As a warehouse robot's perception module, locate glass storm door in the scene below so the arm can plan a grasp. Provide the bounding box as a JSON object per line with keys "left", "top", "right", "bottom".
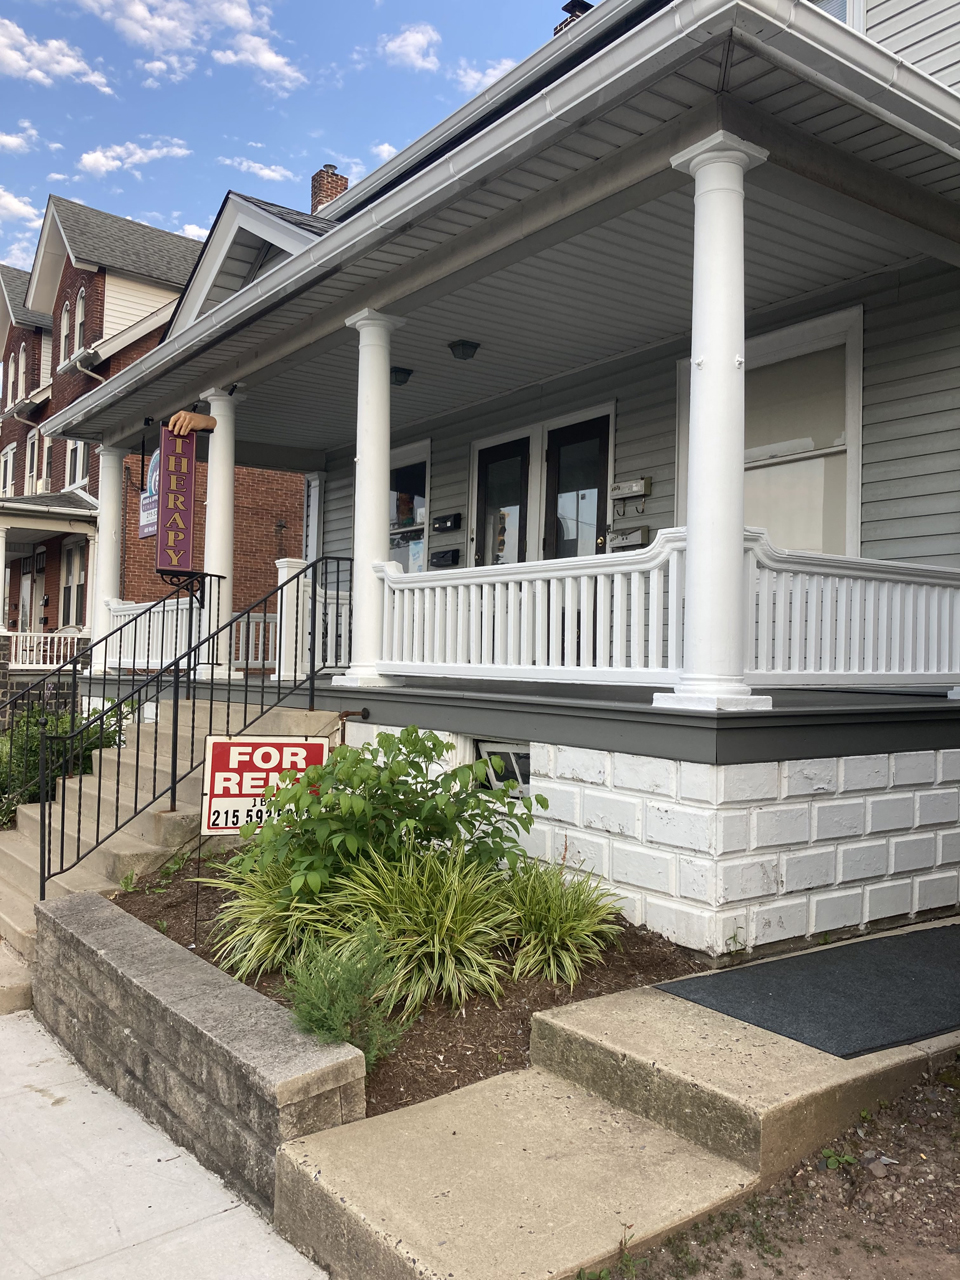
{"left": 544, "top": 416, "right": 609, "bottom": 558}
{"left": 389, "top": 459, "right": 427, "bottom": 572}
{"left": 475, "top": 438, "right": 529, "bottom": 566}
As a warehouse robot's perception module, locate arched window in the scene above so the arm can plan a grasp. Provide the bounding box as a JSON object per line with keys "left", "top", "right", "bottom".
{"left": 17, "top": 343, "right": 26, "bottom": 402}
{"left": 60, "top": 302, "right": 71, "bottom": 365}
{"left": 75, "top": 289, "right": 85, "bottom": 351}
{"left": 6, "top": 359, "right": 14, "bottom": 408}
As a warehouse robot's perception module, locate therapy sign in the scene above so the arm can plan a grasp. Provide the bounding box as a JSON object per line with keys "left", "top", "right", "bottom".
{"left": 201, "top": 735, "right": 328, "bottom": 835}
{"left": 156, "top": 427, "right": 196, "bottom": 572}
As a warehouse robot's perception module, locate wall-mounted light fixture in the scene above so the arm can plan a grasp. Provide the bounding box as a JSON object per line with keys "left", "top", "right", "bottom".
{"left": 448, "top": 340, "right": 480, "bottom": 361}
{"left": 390, "top": 367, "right": 413, "bottom": 386}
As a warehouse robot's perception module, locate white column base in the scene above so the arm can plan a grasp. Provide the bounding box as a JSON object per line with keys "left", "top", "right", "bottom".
{"left": 947, "top": 688, "right": 960, "bottom": 700}
{"left": 332, "top": 668, "right": 404, "bottom": 688}
{"left": 653, "top": 691, "right": 773, "bottom": 712}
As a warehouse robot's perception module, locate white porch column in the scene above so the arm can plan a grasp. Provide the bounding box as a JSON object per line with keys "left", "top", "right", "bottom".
{"left": 275, "top": 556, "right": 307, "bottom": 681}
{"left": 92, "top": 445, "right": 124, "bottom": 645}
{"left": 202, "top": 387, "right": 242, "bottom": 634}
{"left": 654, "top": 131, "right": 772, "bottom": 713}
{"left": 335, "top": 307, "right": 405, "bottom": 686}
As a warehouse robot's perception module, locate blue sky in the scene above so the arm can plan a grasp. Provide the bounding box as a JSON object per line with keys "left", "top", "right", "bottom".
{"left": 0, "top": 0, "right": 563, "bottom": 269}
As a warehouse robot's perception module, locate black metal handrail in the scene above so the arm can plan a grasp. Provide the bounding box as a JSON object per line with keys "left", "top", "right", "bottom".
{"left": 37, "top": 555, "right": 352, "bottom": 898}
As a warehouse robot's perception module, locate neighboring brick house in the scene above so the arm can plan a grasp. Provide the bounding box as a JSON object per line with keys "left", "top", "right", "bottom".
{"left": 0, "top": 195, "right": 309, "bottom": 657}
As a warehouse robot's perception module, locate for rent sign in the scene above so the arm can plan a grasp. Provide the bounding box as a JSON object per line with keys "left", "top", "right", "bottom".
{"left": 201, "top": 736, "right": 327, "bottom": 835}
{"left": 156, "top": 427, "right": 196, "bottom": 572}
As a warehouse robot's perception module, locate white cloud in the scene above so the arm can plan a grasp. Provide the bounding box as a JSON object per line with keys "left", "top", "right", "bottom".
{"left": 0, "top": 120, "right": 38, "bottom": 154}
{"left": 46, "top": 172, "right": 69, "bottom": 181}
{"left": 371, "top": 142, "right": 397, "bottom": 163}
{"left": 378, "top": 23, "right": 441, "bottom": 72}
{"left": 1, "top": 235, "right": 38, "bottom": 269}
{"left": 0, "top": 18, "right": 112, "bottom": 93}
{"left": 77, "top": 1, "right": 304, "bottom": 93}
{"left": 180, "top": 223, "right": 209, "bottom": 240}
{"left": 218, "top": 156, "right": 294, "bottom": 181}
{"left": 0, "top": 187, "right": 42, "bottom": 227}
{"left": 247, "top": 141, "right": 264, "bottom": 148}
{"left": 453, "top": 57, "right": 516, "bottom": 95}
{"left": 326, "top": 153, "right": 366, "bottom": 183}
{"left": 48, "top": 141, "right": 64, "bottom": 151}
{"left": 77, "top": 137, "right": 192, "bottom": 179}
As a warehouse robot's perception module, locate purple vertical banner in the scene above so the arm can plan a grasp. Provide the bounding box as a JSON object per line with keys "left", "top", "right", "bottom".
{"left": 156, "top": 427, "right": 196, "bottom": 573}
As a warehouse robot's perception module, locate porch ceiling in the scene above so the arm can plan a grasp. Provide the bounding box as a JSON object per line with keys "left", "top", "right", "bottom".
{"left": 42, "top": 11, "right": 960, "bottom": 450}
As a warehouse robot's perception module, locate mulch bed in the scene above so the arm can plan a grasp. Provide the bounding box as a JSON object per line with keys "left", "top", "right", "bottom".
{"left": 111, "top": 846, "right": 704, "bottom": 1115}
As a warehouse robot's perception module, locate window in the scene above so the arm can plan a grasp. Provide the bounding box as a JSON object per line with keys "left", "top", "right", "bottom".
{"left": 476, "top": 741, "right": 531, "bottom": 795}
{"left": 17, "top": 343, "right": 26, "bottom": 402}
{"left": 24, "top": 431, "right": 38, "bottom": 496}
{"left": 61, "top": 540, "right": 87, "bottom": 628}
{"left": 75, "top": 289, "right": 85, "bottom": 351}
{"left": 389, "top": 442, "right": 429, "bottom": 573}
{"left": 60, "top": 302, "right": 71, "bottom": 366}
{"left": 0, "top": 444, "right": 16, "bottom": 497}
{"left": 5, "top": 359, "right": 14, "bottom": 409}
{"left": 66, "top": 440, "right": 90, "bottom": 489}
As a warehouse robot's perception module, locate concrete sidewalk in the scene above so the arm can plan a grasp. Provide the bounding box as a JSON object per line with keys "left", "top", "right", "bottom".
{"left": 0, "top": 1011, "right": 326, "bottom": 1279}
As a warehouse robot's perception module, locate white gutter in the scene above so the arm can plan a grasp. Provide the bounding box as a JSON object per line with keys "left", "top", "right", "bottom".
{"left": 88, "top": 300, "right": 177, "bottom": 364}
{"left": 39, "top": 0, "right": 960, "bottom": 442}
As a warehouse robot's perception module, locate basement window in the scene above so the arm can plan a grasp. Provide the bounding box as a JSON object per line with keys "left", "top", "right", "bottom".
{"left": 476, "top": 740, "right": 531, "bottom": 795}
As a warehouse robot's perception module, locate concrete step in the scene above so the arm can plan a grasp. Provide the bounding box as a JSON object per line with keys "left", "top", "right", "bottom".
{"left": 0, "top": 825, "right": 156, "bottom": 895}
{"left": 0, "top": 941, "right": 31, "bottom": 1013}
{"left": 90, "top": 747, "right": 205, "bottom": 807}
{"left": 21, "top": 781, "right": 201, "bottom": 851}
{"left": 0, "top": 878, "right": 38, "bottom": 962}
{"left": 275, "top": 1067, "right": 758, "bottom": 1280}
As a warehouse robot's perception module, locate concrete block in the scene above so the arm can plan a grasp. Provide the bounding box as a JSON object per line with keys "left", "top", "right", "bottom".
{"left": 611, "top": 889, "right": 644, "bottom": 926}
{"left": 717, "top": 857, "right": 778, "bottom": 904}
{"left": 717, "top": 909, "right": 748, "bottom": 955}
{"left": 749, "top": 898, "right": 808, "bottom": 947}
{"left": 613, "top": 753, "right": 677, "bottom": 798}
{"left": 529, "top": 742, "right": 555, "bottom": 778}
{"left": 839, "top": 755, "right": 888, "bottom": 793}
{"left": 891, "top": 833, "right": 936, "bottom": 874}
{"left": 938, "top": 749, "right": 960, "bottom": 783}
{"left": 916, "top": 787, "right": 960, "bottom": 827}
{"left": 535, "top": 781, "right": 580, "bottom": 826}
{"left": 717, "top": 762, "right": 779, "bottom": 804}
{"left": 611, "top": 843, "right": 673, "bottom": 894}
{"left": 645, "top": 801, "right": 715, "bottom": 854}
{"left": 837, "top": 840, "right": 889, "bottom": 883}
{"left": 782, "top": 758, "right": 837, "bottom": 798}
{"left": 865, "top": 880, "right": 912, "bottom": 923}
{"left": 938, "top": 829, "right": 960, "bottom": 866}
{"left": 914, "top": 870, "right": 960, "bottom": 912}
{"left": 643, "top": 896, "right": 716, "bottom": 953}
{"left": 717, "top": 810, "right": 749, "bottom": 853}
{"left": 678, "top": 761, "right": 716, "bottom": 804}
{"left": 582, "top": 790, "right": 641, "bottom": 838}
{"left": 781, "top": 847, "right": 835, "bottom": 893}
{"left": 866, "top": 793, "right": 915, "bottom": 834}
{"left": 520, "top": 820, "right": 550, "bottom": 863}
{"left": 555, "top": 830, "right": 608, "bottom": 878}
{"left": 810, "top": 888, "right": 862, "bottom": 933}
{"left": 813, "top": 799, "right": 863, "bottom": 841}
{"left": 892, "top": 752, "right": 936, "bottom": 787}
{"left": 752, "top": 804, "right": 810, "bottom": 849}
{"left": 678, "top": 857, "right": 715, "bottom": 904}
{"left": 556, "top": 745, "right": 608, "bottom": 786}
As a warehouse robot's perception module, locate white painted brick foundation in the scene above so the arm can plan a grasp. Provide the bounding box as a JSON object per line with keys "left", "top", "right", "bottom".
{"left": 529, "top": 748, "right": 960, "bottom": 956}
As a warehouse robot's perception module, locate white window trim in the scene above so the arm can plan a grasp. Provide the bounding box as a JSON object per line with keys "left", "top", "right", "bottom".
{"left": 675, "top": 306, "right": 863, "bottom": 557}
{"left": 17, "top": 343, "right": 26, "bottom": 403}
{"left": 467, "top": 401, "right": 617, "bottom": 566}
{"left": 390, "top": 439, "right": 431, "bottom": 571}
{"left": 59, "top": 301, "right": 71, "bottom": 369}
{"left": 60, "top": 535, "right": 87, "bottom": 630}
{"left": 75, "top": 288, "right": 86, "bottom": 352}
{"left": 64, "top": 439, "right": 90, "bottom": 492}
{"left": 0, "top": 443, "right": 16, "bottom": 498}
{"left": 24, "top": 429, "right": 38, "bottom": 496}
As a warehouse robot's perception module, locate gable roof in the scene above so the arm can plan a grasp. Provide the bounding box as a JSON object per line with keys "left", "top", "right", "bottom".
{"left": 0, "top": 264, "right": 52, "bottom": 332}
{"left": 50, "top": 196, "right": 202, "bottom": 287}
{"left": 230, "top": 193, "right": 338, "bottom": 238}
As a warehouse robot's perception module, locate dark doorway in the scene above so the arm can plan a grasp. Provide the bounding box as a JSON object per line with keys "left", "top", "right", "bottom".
{"left": 544, "top": 416, "right": 609, "bottom": 559}
{"left": 475, "top": 437, "right": 529, "bottom": 566}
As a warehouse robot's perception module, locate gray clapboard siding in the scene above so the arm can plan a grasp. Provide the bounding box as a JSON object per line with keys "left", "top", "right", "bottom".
{"left": 867, "top": 0, "right": 960, "bottom": 89}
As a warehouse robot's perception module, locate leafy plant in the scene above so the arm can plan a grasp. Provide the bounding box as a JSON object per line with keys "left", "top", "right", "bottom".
{"left": 118, "top": 871, "right": 137, "bottom": 893}
{"left": 505, "top": 859, "right": 622, "bottom": 987}
{"left": 324, "top": 845, "right": 516, "bottom": 1011}
{"left": 236, "top": 726, "right": 547, "bottom": 899}
{"left": 0, "top": 703, "right": 126, "bottom": 804}
{"left": 821, "top": 1147, "right": 857, "bottom": 1170}
{"left": 285, "top": 921, "right": 411, "bottom": 1068}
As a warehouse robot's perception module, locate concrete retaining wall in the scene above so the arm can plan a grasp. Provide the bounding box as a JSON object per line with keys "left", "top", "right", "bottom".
{"left": 33, "top": 893, "right": 365, "bottom": 1216}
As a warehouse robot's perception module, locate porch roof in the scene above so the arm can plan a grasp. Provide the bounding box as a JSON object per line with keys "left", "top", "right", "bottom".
{"left": 39, "top": 0, "right": 960, "bottom": 455}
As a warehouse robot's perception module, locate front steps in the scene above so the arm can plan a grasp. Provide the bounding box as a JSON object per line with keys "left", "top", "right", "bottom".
{"left": 0, "top": 699, "right": 338, "bottom": 961}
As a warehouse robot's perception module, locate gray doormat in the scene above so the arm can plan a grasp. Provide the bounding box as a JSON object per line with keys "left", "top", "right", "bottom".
{"left": 656, "top": 924, "right": 960, "bottom": 1058}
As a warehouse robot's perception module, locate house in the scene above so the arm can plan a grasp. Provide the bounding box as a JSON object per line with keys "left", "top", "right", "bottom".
{"left": 29, "top": 0, "right": 960, "bottom": 957}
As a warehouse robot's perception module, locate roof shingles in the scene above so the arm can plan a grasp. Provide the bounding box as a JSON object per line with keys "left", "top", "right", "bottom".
{"left": 51, "top": 196, "right": 202, "bottom": 288}
{"left": 0, "top": 264, "right": 52, "bottom": 331}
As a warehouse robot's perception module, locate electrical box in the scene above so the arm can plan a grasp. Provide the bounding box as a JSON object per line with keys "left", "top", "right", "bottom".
{"left": 429, "top": 549, "right": 461, "bottom": 568}
{"left": 610, "top": 477, "right": 652, "bottom": 499}
{"left": 431, "top": 512, "right": 462, "bottom": 533}
{"left": 608, "top": 526, "right": 650, "bottom": 551}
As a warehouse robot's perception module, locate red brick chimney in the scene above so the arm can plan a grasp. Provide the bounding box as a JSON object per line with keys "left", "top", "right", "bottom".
{"left": 311, "top": 163, "right": 349, "bottom": 214}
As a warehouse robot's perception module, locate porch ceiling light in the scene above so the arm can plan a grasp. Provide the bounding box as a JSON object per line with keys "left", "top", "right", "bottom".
{"left": 390, "top": 366, "right": 413, "bottom": 386}
{"left": 448, "top": 339, "right": 480, "bottom": 361}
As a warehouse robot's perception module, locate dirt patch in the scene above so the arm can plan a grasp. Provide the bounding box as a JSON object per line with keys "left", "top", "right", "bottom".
{"left": 111, "top": 847, "right": 703, "bottom": 1113}
{"left": 599, "top": 1072, "right": 960, "bottom": 1280}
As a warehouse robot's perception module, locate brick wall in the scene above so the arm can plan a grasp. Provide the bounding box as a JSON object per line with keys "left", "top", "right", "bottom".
{"left": 1, "top": 324, "right": 43, "bottom": 400}
{"left": 49, "top": 265, "right": 104, "bottom": 416}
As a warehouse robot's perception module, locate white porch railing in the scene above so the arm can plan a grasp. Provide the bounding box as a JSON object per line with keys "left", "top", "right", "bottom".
{"left": 9, "top": 631, "right": 86, "bottom": 668}
{"left": 105, "top": 597, "right": 204, "bottom": 670}
{"left": 376, "top": 528, "right": 960, "bottom": 687}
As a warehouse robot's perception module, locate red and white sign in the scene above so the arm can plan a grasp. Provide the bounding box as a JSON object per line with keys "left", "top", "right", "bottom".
{"left": 201, "top": 736, "right": 327, "bottom": 835}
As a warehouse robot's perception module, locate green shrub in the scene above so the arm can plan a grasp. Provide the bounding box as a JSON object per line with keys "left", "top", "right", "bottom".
{"left": 236, "top": 726, "right": 547, "bottom": 899}
{"left": 0, "top": 703, "right": 125, "bottom": 804}
{"left": 285, "top": 922, "right": 410, "bottom": 1068}
{"left": 505, "top": 859, "right": 623, "bottom": 987}
{"left": 325, "top": 845, "right": 516, "bottom": 1011}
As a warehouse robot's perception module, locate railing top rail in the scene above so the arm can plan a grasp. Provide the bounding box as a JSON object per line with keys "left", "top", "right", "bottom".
{"left": 375, "top": 528, "right": 687, "bottom": 587}
{"left": 745, "top": 529, "right": 960, "bottom": 587}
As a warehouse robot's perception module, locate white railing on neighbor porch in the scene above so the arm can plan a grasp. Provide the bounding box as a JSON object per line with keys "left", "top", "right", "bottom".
{"left": 376, "top": 528, "right": 960, "bottom": 687}
{"left": 9, "top": 631, "right": 86, "bottom": 668}
{"left": 105, "top": 597, "right": 204, "bottom": 670}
